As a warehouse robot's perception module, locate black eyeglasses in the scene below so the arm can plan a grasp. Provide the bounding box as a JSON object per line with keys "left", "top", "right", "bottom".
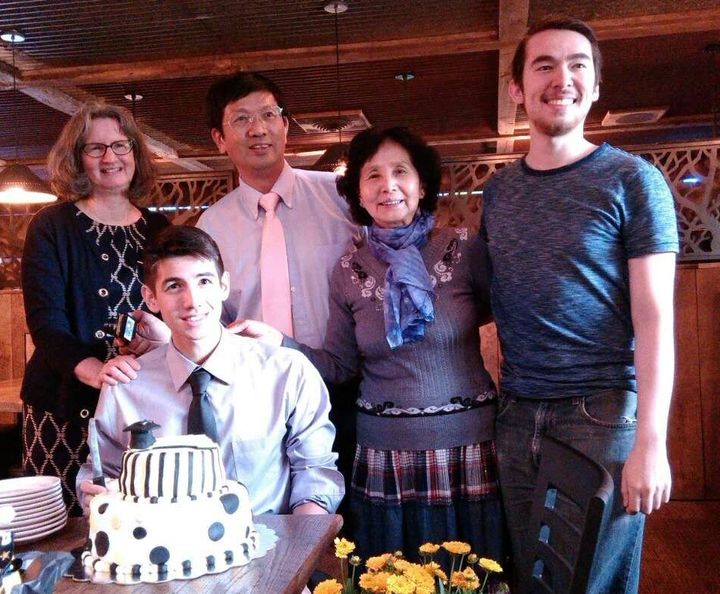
{"left": 81, "top": 139, "right": 135, "bottom": 158}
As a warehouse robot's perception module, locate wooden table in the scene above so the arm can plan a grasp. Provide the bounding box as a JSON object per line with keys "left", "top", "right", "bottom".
{"left": 0, "top": 378, "right": 22, "bottom": 414}
{"left": 19, "top": 514, "right": 342, "bottom": 594}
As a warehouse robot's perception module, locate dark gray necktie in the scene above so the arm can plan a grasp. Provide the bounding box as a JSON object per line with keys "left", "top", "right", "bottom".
{"left": 187, "top": 367, "right": 219, "bottom": 444}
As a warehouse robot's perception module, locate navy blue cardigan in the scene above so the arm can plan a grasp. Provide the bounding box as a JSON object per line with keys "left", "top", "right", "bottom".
{"left": 20, "top": 202, "right": 169, "bottom": 420}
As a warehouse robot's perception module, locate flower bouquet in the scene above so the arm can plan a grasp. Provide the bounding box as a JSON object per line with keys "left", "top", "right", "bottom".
{"left": 313, "top": 538, "right": 508, "bottom": 594}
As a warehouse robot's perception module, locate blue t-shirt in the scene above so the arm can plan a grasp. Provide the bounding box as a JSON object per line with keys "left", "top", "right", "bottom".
{"left": 481, "top": 143, "right": 679, "bottom": 397}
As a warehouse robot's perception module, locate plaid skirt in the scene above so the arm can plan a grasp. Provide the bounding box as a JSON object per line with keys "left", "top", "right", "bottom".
{"left": 349, "top": 440, "right": 508, "bottom": 564}
{"left": 22, "top": 403, "right": 88, "bottom": 517}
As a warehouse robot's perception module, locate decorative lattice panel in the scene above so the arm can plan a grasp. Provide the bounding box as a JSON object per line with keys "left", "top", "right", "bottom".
{"left": 638, "top": 144, "right": 720, "bottom": 260}
{"left": 3, "top": 141, "right": 720, "bottom": 288}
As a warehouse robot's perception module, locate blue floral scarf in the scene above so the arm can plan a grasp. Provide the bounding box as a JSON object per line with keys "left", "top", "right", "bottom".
{"left": 367, "top": 212, "right": 436, "bottom": 349}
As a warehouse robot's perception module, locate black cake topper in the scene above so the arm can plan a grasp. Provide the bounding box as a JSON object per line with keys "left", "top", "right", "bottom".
{"left": 123, "top": 420, "right": 161, "bottom": 449}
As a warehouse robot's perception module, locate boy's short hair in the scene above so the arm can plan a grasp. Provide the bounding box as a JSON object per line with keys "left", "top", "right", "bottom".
{"left": 143, "top": 225, "right": 225, "bottom": 289}
{"left": 511, "top": 15, "right": 603, "bottom": 88}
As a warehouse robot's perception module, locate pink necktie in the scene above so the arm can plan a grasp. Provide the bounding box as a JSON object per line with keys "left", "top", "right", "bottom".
{"left": 259, "top": 192, "right": 293, "bottom": 337}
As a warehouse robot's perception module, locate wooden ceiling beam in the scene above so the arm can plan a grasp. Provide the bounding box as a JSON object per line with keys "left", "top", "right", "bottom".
{"left": 23, "top": 32, "right": 498, "bottom": 85}
{"left": 17, "top": 8, "right": 720, "bottom": 88}
{"left": 591, "top": 9, "right": 720, "bottom": 40}
{"left": 496, "top": 0, "right": 530, "bottom": 149}
{"left": 0, "top": 53, "right": 210, "bottom": 171}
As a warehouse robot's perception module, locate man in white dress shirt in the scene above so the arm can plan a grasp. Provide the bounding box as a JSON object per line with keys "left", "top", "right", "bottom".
{"left": 77, "top": 225, "right": 344, "bottom": 517}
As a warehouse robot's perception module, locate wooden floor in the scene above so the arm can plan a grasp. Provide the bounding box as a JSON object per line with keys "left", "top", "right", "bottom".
{"left": 640, "top": 500, "right": 720, "bottom": 593}
{"left": 316, "top": 500, "right": 720, "bottom": 592}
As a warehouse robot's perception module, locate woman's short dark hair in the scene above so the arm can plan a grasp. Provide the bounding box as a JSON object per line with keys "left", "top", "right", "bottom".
{"left": 511, "top": 16, "right": 603, "bottom": 88}
{"left": 143, "top": 225, "right": 225, "bottom": 290}
{"left": 205, "top": 72, "right": 288, "bottom": 132}
{"left": 47, "top": 101, "right": 156, "bottom": 204}
{"left": 337, "top": 127, "right": 441, "bottom": 227}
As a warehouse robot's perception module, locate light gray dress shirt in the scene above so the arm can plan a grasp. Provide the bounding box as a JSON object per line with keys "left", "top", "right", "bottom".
{"left": 77, "top": 330, "right": 344, "bottom": 514}
{"left": 197, "top": 162, "right": 359, "bottom": 348}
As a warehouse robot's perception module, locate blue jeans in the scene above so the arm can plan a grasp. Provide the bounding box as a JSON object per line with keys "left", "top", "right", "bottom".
{"left": 496, "top": 389, "right": 645, "bottom": 594}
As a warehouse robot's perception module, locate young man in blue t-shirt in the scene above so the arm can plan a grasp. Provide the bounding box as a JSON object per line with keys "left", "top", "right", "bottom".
{"left": 481, "top": 16, "right": 678, "bottom": 594}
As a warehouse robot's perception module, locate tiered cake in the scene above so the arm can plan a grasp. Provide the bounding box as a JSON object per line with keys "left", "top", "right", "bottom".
{"left": 82, "top": 433, "right": 258, "bottom": 582}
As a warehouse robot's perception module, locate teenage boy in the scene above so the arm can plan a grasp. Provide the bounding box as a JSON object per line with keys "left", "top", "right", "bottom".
{"left": 480, "top": 16, "right": 678, "bottom": 593}
{"left": 78, "top": 225, "right": 344, "bottom": 517}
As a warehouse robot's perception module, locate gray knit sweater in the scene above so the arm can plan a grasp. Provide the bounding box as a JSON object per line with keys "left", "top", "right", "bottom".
{"left": 286, "top": 227, "right": 496, "bottom": 451}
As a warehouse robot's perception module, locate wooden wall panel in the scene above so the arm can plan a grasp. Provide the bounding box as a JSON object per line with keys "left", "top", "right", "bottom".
{"left": 696, "top": 264, "right": 720, "bottom": 498}
{"left": 669, "top": 268, "right": 704, "bottom": 499}
{"left": 480, "top": 322, "right": 500, "bottom": 389}
{"left": 0, "top": 292, "right": 13, "bottom": 380}
{"left": 11, "top": 291, "right": 28, "bottom": 378}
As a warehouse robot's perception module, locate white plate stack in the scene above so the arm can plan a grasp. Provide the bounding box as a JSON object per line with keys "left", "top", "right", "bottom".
{"left": 0, "top": 476, "right": 67, "bottom": 544}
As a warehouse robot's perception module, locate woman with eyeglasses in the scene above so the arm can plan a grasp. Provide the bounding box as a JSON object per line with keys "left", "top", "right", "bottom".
{"left": 20, "top": 102, "right": 169, "bottom": 515}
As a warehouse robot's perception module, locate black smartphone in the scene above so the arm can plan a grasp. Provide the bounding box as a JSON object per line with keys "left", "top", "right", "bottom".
{"left": 115, "top": 313, "right": 137, "bottom": 344}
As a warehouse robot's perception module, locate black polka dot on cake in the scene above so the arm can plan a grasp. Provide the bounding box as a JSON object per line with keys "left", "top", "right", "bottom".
{"left": 133, "top": 527, "right": 147, "bottom": 539}
{"left": 208, "top": 522, "right": 225, "bottom": 542}
{"left": 98, "top": 503, "right": 109, "bottom": 514}
{"left": 132, "top": 564, "right": 141, "bottom": 578}
{"left": 225, "top": 550, "right": 233, "bottom": 564}
{"left": 109, "top": 563, "right": 118, "bottom": 577}
{"left": 157, "top": 563, "right": 168, "bottom": 577}
{"left": 95, "top": 531, "right": 110, "bottom": 556}
{"left": 149, "top": 546, "right": 170, "bottom": 565}
{"left": 182, "top": 560, "right": 192, "bottom": 576}
{"left": 206, "top": 555, "right": 215, "bottom": 569}
{"left": 220, "top": 493, "right": 239, "bottom": 514}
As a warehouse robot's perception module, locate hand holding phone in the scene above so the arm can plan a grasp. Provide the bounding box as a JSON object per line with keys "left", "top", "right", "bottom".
{"left": 115, "top": 313, "right": 137, "bottom": 345}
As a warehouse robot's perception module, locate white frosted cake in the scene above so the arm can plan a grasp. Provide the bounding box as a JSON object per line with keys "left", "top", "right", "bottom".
{"left": 82, "top": 434, "right": 259, "bottom": 582}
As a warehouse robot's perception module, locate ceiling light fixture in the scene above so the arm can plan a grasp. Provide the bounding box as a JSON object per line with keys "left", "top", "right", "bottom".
{"left": 394, "top": 71, "right": 415, "bottom": 82}
{"left": 0, "top": 29, "right": 56, "bottom": 204}
{"left": 313, "top": 2, "right": 349, "bottom": 175}
{"left": 123, "top": 91, "right": 144, "bottom": 103}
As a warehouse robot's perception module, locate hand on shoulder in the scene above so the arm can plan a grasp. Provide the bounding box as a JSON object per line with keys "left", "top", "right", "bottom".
{"left": 228, "top": 319, "right": 284, "bottom": 346}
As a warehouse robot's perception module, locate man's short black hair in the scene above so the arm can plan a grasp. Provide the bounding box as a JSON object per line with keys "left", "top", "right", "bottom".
{"left": 205, "top": 72, "right": 288, "bottom": 132}
{"left": 143, "top": 225, "right": 225, "bottom": 290}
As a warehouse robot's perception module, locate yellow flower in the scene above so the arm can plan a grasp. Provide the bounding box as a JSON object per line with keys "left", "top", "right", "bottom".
{"left": 478, "top": 557, "right": 503, "bottom": 573}
{"left": 313, "top": 578, "right": 343, "bottom": 594}
{"left": 422, "top": 561, "right": 447, "bottom": 582}
{"left": 386, "top": 574, "right": 417, "bottom": 594}
{"left": 418, "top": 542, "right": 440, "bottom": 555}
{"left": 366, "top": 553, "right": 393, "bottom": 571}
{"left": 359, "top": 571, "right": 392, "bottom": 592}
{"left": 441, "top": 541, "right": 472, "bottom": 555}
{"left": 393, "top": 559, "right": 412, "bottom": 572}
{"left": 461, "top": 567, "right": 480, "bottom": 590}
{"left": 334, "top": 537, "right": 356, "bottom": 559}
{"left": 403, "top": 564, "right": 435, "bottom": 590}
{"left": 450, "top": 571, "right": 468, "bottom": 588}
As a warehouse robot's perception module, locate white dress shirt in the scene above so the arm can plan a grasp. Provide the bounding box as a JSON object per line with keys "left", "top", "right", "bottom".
{"left": 77, "top": 330, "right": 344, "bottom": 514}
{"left": 197, "top": 162, "right": 359, "bottom": 348}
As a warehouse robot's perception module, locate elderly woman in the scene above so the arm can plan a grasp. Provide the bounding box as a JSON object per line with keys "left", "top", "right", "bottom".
{"left": 242, "top": 126, "right": 505, "bottom": 561}
{"left": 20, "top": 102, "right": 169, "bottom": 515}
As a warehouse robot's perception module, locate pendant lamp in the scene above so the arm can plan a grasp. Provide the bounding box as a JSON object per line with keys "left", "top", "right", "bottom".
{"left": 313, "top": 2, "right": 349, "bottom": 175}
{"left": 0, "top": 29, "right": 57, "bottom": 204}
